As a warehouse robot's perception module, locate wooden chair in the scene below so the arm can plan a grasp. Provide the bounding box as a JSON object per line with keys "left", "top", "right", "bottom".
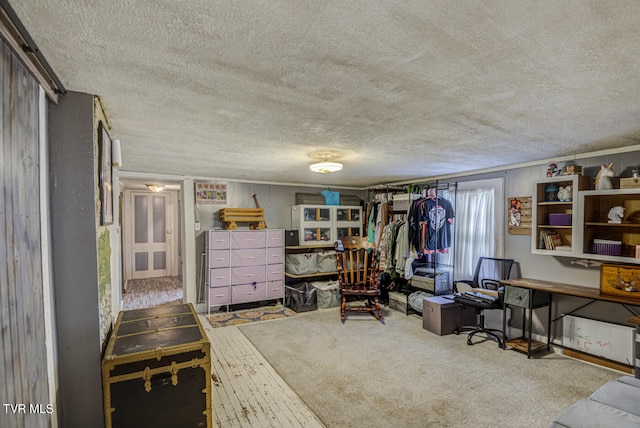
{"left": 334, "top": 236, "right": 383, "bottom": 322}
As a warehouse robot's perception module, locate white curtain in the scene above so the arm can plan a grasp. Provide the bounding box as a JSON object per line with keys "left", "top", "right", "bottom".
{"left": 448, "top": 187, "right": 496, "bottom": 280}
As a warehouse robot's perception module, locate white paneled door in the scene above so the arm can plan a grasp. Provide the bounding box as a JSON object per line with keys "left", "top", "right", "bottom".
{"left": 129, "top": 191, "right": 175, "bottom": 279}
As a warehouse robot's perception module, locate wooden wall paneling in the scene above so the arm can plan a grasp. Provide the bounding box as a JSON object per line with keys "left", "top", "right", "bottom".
{"left": 0, "top": 40, "right": 49, "bottom": 428}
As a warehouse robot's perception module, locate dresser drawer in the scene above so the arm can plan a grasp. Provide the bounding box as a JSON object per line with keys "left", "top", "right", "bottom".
{"left": 267, "top": 229, "right": 284, "bottom": 247}
{"left": 231, "top": 231, "right": 266, "bottom": 249}
{"left": 209, "top": 250, "right": 230, "bottom": 268}
{"left": 209, "top": 287, "right": 230, "bottom": 305}
{"left": 266, "top": 280, "right": 284, "bottom": 299}
{"left": 231, "top": 248, "right": 266, "bottom": 267}
{"left": 231, "top": 265, "right": 266, "bottom": 285}
{"left": 208, "top": 230, "right": 230, "bottom": 249}
{"left": 231, "top": 282, "right": 267, "bottom": 304}
{"left": 209, "top": 268, "right": 230, "bottom": 287}
{"left": 504, "top": 286, "right": 549, "bottom": 308}
{"left": 504, "top": 286, "right": 530, "bottom": 307}
{"left": 267, "top": 247, "right": 284, "bottom": 265}
{"left": 266, "top": 263, "right": 284, "bottom": 281}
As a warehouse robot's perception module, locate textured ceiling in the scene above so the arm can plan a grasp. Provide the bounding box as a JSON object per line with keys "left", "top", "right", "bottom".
{"left": 11, "top": 1, "right": 640, "bottom": 187}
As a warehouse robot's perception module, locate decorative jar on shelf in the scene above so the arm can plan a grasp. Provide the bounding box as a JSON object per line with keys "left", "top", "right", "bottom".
{"left": 544, "top": 185, "right": 558, "bottom": 201}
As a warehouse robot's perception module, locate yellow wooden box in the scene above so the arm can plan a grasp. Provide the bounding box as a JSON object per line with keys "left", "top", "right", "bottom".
{"left": 620, "top": 177, "right": 640, "bottom": 189}
{"left": 600, "top": 263, "right": 640, "bottom": 301}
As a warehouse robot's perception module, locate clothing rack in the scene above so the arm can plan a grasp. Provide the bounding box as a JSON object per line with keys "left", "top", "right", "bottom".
{"left": 407, "top": 180, "right": 458, "bottom": 296}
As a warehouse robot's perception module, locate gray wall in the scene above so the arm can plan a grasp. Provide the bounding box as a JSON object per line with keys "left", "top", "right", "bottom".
{"left": 194, "top": 183, "right": 364, "bottom": 300}
{"left": 49, "top": 92, "right": 104, "bottom": 427}
{"left": 503, "top": 153, "right": 640, "bottom": 339}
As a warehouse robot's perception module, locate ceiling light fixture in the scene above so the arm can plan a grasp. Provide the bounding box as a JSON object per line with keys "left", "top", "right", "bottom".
{"left": 146, "top": 184, "right": 165, "bottom": 193}
{"left": 310, "top": 153, "right": 343, "bottom": 174}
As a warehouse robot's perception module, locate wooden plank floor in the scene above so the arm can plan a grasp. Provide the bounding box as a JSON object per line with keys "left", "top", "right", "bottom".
{"left": 200, "top": 315, "right": 325, "bottom": 428}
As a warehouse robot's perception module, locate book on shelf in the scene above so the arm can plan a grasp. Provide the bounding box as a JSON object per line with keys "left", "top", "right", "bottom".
{"left": 539, "top": 229, "right": 563, "bottom": 250}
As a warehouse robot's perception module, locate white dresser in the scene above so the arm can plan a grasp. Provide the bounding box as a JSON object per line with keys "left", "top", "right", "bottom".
{"left": 207, "top": 229, "right": 285, "bottom": 313}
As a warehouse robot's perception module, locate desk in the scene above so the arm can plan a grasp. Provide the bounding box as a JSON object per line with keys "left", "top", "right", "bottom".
{"left": 500, "top": 278, "right": 640, "bottom": 359}
{"left": 628, "top": 315, "right": 640, "bottom": 378}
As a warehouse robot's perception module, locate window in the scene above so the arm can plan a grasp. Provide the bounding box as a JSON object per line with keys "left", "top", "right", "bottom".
{"left": 444, "top": 178, "right": 504, "bottom": 279}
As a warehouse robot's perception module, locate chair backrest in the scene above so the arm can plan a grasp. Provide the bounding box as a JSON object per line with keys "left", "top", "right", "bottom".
{"left": 334, "top": 237, "right": 379, "bottom": 289}
{"left": 471, "top": 257, "right": 515, "bottom": 290}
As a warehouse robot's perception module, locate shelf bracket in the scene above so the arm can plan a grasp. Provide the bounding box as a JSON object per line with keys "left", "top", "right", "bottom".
{"left": 570, "top": 259, "right": 602, "bottom": 268}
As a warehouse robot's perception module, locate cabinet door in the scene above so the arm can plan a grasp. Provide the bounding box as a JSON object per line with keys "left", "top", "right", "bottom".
{"left": 301, "top": 227, "right": 333, "bottom": 244}
{"left": 336, "top": 227, "right": 362, "bottom": 239}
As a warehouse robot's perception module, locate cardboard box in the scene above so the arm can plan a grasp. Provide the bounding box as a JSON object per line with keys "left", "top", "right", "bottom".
{"left": 600, "top": 264, "right": 640, "bottom": 301}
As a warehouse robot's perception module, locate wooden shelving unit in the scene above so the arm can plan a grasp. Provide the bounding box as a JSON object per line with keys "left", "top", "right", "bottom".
{"left": 284, "top": 243, "right": 338, "bottom": 281}
{"left": 531, "top": 175, "right": 592, "bottom": 257}
{"left": 284, "top": 271, "right": 338, "bottom": 279}
{"left": 579, "top": 188, "right": 640, "bottom": 263}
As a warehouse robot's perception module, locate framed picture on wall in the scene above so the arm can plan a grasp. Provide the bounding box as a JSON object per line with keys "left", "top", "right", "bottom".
{"left": 98, "top": 121, "right": 113, "bottom": 225}
{"left": 195, "top": 183, "right": 227, "bottom": 204}
{"left": 507, "top": 196, "right": 531, "bottom": 235}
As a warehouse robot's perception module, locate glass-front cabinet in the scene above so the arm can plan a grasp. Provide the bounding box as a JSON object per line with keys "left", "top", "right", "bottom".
{"left": 335, "top": 206, "right": 362, "bottom": 239}
{"left": 291, "top": 205, "right": 333, "bottom": 245}
{"left": 291, "top": 205, "right": 362, "bottom": 245}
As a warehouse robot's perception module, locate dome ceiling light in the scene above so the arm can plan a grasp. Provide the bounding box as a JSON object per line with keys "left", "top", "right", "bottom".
{"left": 310, "top": 153, "right": 343, "bottom": 174}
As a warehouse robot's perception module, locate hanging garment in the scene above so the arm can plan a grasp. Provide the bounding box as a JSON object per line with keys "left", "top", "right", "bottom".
{"left": 422, "top": 196, "right": 455, "bottom": 253}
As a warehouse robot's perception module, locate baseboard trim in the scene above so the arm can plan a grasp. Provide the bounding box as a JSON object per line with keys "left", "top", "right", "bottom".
{"left": 562, "top": 348, "right": 633, "bottom": 374}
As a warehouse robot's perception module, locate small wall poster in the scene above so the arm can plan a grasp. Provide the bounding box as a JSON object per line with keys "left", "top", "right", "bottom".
{"left": 196, "top": 183, "right": 227, "bottom": 204}
{"left": 508, "top": 196, "right": 532, "bottom": 235}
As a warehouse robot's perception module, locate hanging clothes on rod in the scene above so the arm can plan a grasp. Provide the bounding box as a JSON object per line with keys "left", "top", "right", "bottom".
{"left": 408, "top": 189, "right": 455, "bottom": 254}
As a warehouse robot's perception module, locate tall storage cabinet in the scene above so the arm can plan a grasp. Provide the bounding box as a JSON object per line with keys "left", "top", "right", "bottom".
{"left": 291, "top": 205, "right": 362, "bottom": 245}
{"left": 206, "top": 229, "right": 285, "bottom": 313}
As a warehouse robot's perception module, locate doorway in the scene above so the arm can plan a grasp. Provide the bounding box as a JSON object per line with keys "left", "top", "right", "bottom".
{"left": 122, "top": 185, "right": 182, "bottom": 309}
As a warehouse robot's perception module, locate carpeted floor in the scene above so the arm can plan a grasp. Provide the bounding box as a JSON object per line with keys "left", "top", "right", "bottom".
{"left": 122, "top": 276, "right": 183, "bottom": 310}
{"left": 239, "top": 307, "right": 623, "bottom": 428}
{"left": 207, "top": 305, "right": 297, "bottom": 328}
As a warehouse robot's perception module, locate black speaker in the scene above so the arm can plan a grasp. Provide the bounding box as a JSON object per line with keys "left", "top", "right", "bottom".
{"left": 285, "top": 229, "right": 299, "bottom": 246}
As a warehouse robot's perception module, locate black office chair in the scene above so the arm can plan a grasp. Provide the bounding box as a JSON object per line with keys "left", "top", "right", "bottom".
{"left": 453, "top": 257, "right": 515, "bottom": 348}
